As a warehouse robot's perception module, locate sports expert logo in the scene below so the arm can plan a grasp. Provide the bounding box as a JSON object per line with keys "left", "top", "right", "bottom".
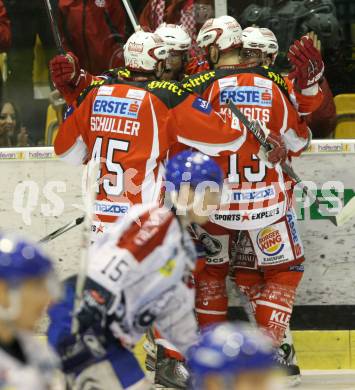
{"left": 257, "top": 226, "right": 284, "bottom": 256}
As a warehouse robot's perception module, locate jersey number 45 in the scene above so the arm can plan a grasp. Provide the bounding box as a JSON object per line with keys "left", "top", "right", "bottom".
{"left": 92, "top": 137, "right": 130, "bottom": 196}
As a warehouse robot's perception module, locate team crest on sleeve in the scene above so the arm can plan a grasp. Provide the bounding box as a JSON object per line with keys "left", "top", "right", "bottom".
{"left": 64, "top": 105, "right": 74, "bottom": 120}
{"left": 192, "top": 97, "right": 212, "bottom": 114}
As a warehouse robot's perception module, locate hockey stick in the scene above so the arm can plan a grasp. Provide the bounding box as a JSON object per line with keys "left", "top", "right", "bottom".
{"left": 43, "top": 0, "right": 65, "bottom": 54}
{"left": 335, "top": 196, "right": 355, "bottom": 227}
{"left": 39, "top": 216, "right": 85, "bottom": 243}
{"left": 121, "top": 0, "right": 140, "bottom": 32}
{"left": 227, "top": 101, "right": 338, "bottom": 226}
{"left": 214, "top": 0, "right": 228, "bottom": 17}
{"left": 72, "top": 160, "right": 100, "bottom": 333}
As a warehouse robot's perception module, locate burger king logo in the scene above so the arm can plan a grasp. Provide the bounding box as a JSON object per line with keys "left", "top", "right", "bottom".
{"left": 257, "top": 226, "right": 284, "bottom": 256}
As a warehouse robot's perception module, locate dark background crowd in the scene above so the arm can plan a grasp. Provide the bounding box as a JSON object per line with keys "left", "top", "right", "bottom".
{"left": 0, "top": 0, "right": 354, "bottom": 148}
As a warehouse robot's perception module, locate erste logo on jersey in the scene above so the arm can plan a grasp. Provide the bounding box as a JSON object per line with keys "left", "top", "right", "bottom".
{"left": 220, "top": 86, "right": 273, "bottom": 107}
{"left": 256, "top": 226, "right": 285, "bottom": 257}
{"left": 93, "top": 96, "right": 142, "bottom": 119}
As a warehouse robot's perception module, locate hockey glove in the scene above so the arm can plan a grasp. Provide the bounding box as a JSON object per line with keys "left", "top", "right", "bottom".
{"left": 75, "top": 278, "right": 114, "bottom": 335}
{"left": 288, "top": 36, "right": 324, "bottom": 89}
{"left": 57, "top": 329, "right": 107, "bottom": 374}
{"left": 50, "top": 52, "right": 80, "bottom": 92}
{"left": 266, "top": 132, "right": 287, "bottom": 165}
{"left": 254, "top": 120, "right": 287, "bottom": 166}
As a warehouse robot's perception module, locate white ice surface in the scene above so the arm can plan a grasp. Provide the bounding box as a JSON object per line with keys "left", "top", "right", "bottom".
{"left": 299, "top": 370, "right": 355, "bottom": 390}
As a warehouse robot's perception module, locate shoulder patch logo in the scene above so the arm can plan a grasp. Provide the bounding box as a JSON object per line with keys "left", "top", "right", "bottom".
{"left": 97, "top": 86, "right": 114, "bottom": 96}
{"left": 254, "top": 76, "right": 272, "bottom": 89}
{"left": 126, "top": 89, "right": 146, "bottom": 100}
{"left": 218, "top": 77, "right": 238, "bottom": 89}
{"left": 192, "top": 97, "right": 212, "bottom": 114}
{"left": 64, "top": 105, "right": 74, "bottom": 120}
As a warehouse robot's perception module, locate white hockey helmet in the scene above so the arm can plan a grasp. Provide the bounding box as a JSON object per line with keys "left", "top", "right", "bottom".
{"left": 260, "top": 28, "right": 279, "bottom": 64}
{"left": 197, "top": 15, "right": 242, "bottom": 53}
{"left": 242, "top": 27, "right": 268, "bottom": 53}
{"left": 155, "top": 23, "right": 192, "bottom": 53}
{"left": 124, "top": 31, "right": 169, "bottom": 73}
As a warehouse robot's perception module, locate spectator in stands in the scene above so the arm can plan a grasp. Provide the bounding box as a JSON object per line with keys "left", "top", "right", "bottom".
{"left": 0, "top": 101, "right": 22, "bottom": 147}
{"left": 139, "top": 0, "right": 214, "bottom": 40}
{"left": 57, "top": 0, "right": 127, "bottom": 75}
{"left": 3, "top": 0, "right": 55, "bottom": 145}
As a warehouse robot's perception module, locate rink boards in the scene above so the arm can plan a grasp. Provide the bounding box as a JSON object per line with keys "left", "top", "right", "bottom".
{"left": 1, "top": 140, "right": 355, "bottom": 369}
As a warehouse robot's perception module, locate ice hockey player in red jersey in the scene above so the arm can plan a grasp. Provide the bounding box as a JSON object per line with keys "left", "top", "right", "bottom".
{"left": 242, "top": 27, "right": 336, "bottom": 137}
{"left": 236, "top": 25, "right": 328, "bottom": 381}
{"left": 51, "top": 151, "right": 225, "bottom": 389}
{"left": 53, "top": 30, "right": 258, "bottom": 241}
{"left": 241, "top": 26, "right": 324, "bottom": 116}
{"left": 154, "top": 23, "right": 192, "bottom": 81}
{"left": 180, "top": 15, "right": 311, "bottom": 384}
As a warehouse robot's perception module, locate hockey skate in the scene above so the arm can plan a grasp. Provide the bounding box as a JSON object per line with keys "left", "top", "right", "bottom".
{"left": 144, "top": 331, "right": 189, "bottom": 389}
{"left": 154, "top": 355, "right": 190, "bottom": 389}
{"left": 144, "top": 328, "right": 158, "bottom": 372}
{"left": 279, "top": 325, "right": 302, "bottom": 387}
{"left": 143, "top": 340, "right": 190, "bottom": 389}
{"left": 275, "top": 347, "right": 302, "bottom": 387}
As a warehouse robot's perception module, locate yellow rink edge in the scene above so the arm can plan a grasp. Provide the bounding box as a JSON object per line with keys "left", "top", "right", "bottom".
{"left": 293, "top": 330, "right": 355, "bottom": 370}
{"left": 38, "top": 331, "right": 355, "bottom": 371}
{"left": 134, "top": 331, "right": 355, "bottom": 371}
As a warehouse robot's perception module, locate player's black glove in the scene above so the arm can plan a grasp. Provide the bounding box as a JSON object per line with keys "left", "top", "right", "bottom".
{"left": 75, "top": 278, "right": 114, "bottom": 334}
{"left": 57, "top": 329, "right": 107, "bottom": 374}
{"left": 77, "top": 291, "right": 107, "bottom": 333}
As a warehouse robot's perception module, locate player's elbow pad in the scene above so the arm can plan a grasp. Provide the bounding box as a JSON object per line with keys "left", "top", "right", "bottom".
{"left": 54, "top": 135, "right": 88, "bottom": 166}
{"left": 283, "top": 128, "right": 311, "bottom": 156}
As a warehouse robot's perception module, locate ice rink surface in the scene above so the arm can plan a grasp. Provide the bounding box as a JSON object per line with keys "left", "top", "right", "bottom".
{"left": 299, "top": 371, "right": 355, "bottom": 390}
{"left": 155, "top": 371, "right": 355, "bottom": 390}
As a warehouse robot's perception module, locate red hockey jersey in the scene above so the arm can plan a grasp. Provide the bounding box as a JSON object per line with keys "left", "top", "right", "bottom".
{"left": 54, "top": 78, "right": 249, "bottom": 225}
{"left": 181, "top": 67, "right": 310, "bottom": 230}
